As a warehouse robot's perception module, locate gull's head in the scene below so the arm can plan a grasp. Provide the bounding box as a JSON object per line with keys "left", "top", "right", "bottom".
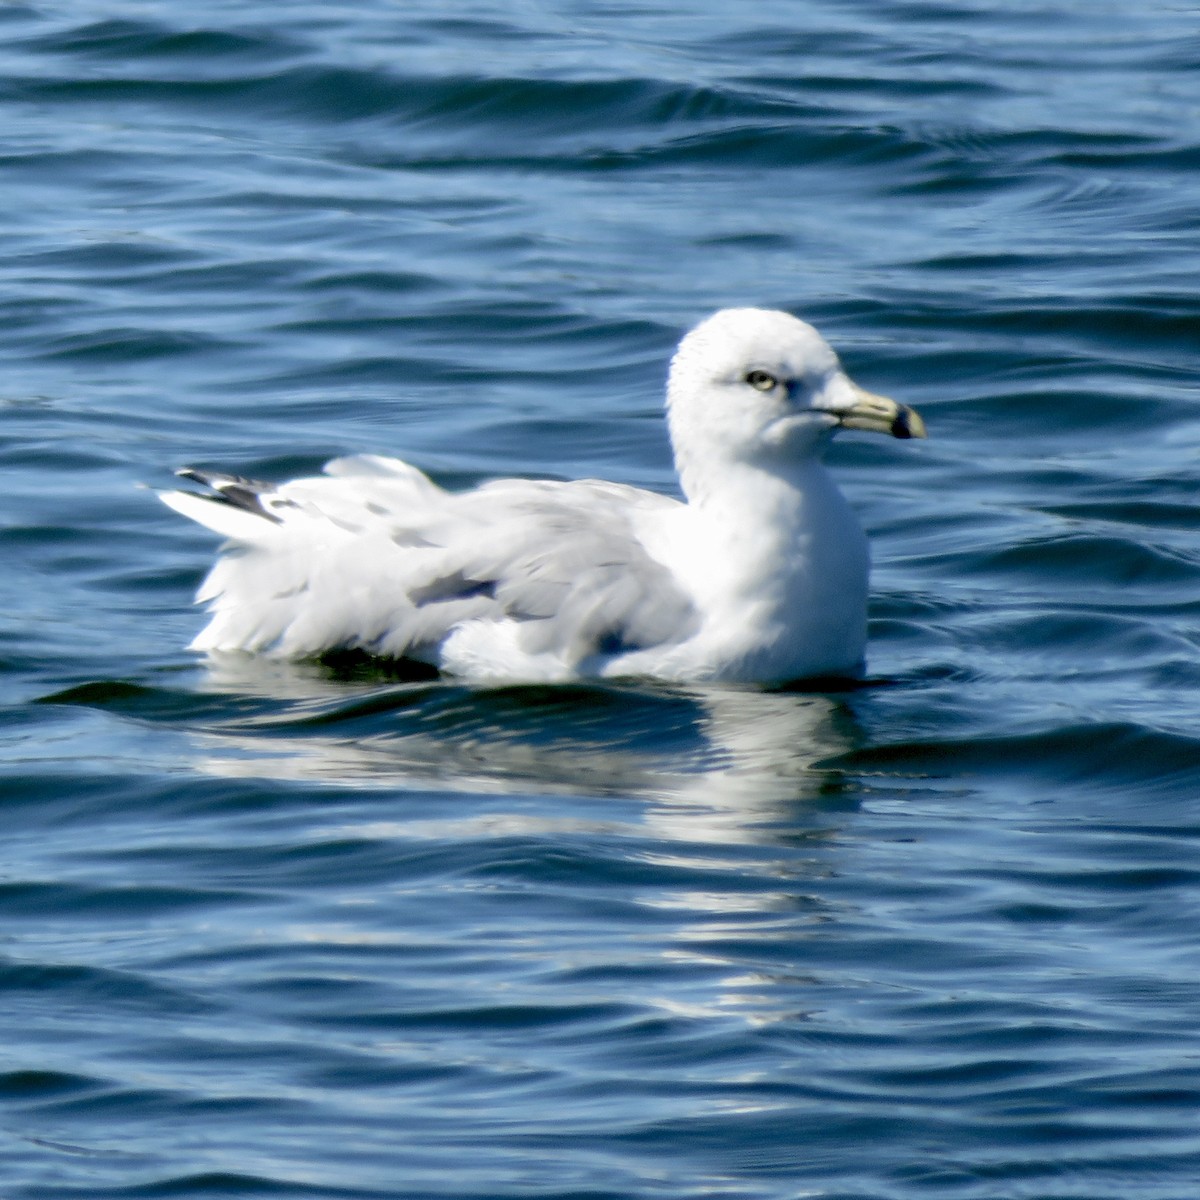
{"left": 666, "top": 308, "right": 925, "bottom": 480}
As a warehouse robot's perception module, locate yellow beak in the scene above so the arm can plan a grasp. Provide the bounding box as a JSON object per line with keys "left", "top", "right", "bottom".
{"left": 838, "top": 385, "right": 927, "bottom": 440}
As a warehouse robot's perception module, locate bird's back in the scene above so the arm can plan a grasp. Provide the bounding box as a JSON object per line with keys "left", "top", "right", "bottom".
{"left": 163, "top": 455, "right": 697, "bottom": 679}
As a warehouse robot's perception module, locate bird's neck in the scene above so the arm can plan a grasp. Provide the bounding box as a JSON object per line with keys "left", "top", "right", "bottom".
{"left": 668, "top": 454, "right": 869, "bottom": 678}
{"left": 678, "top": 450, "right": 826, "bottom": 532}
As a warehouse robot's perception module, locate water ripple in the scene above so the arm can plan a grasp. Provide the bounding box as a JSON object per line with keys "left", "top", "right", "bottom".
{"left": 3, "top": 2, "right": 1200, "bottom": 1198}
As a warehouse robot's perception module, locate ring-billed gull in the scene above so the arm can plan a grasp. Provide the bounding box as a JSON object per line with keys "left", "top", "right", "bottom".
{"left": 161, "top": 308, "right": 925, "bottom": 684}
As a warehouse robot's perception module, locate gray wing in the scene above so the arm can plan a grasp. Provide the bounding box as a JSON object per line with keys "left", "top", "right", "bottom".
{"left": 164, "top": 455, "right": 699, "bottom": 669}
{"left": 444, "top": 477, "right": 699, "bottom": 666}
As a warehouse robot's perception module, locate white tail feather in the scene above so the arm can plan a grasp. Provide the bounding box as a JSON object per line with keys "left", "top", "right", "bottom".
{"left": 158, "top": 489, "right": 279, "bottom": 543}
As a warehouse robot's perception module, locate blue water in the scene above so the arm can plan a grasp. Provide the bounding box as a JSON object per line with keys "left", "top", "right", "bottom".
{"left": 2, "top": 2, "right": 1200, "bottom": 1197}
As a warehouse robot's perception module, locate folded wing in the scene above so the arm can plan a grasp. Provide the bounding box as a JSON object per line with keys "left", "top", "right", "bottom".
{"left": 161, "top": 455, "right": 697, "bottom": 673}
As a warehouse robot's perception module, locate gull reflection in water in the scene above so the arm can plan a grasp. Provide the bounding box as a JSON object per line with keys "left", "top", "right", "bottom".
{"left": 186, "top": 657, "right": 866, "bottom": 1028}
{"left": 189, "top": 654, "right": 861, "bottom": 846}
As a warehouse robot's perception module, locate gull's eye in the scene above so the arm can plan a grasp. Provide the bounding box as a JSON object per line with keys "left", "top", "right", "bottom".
{"left": 745, "top": 370, "right": 779, "bottom": 392}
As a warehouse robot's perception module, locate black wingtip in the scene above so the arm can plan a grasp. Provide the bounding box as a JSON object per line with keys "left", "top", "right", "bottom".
{"left": 171, "top": 468, "right": 284, "bottom": 524}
